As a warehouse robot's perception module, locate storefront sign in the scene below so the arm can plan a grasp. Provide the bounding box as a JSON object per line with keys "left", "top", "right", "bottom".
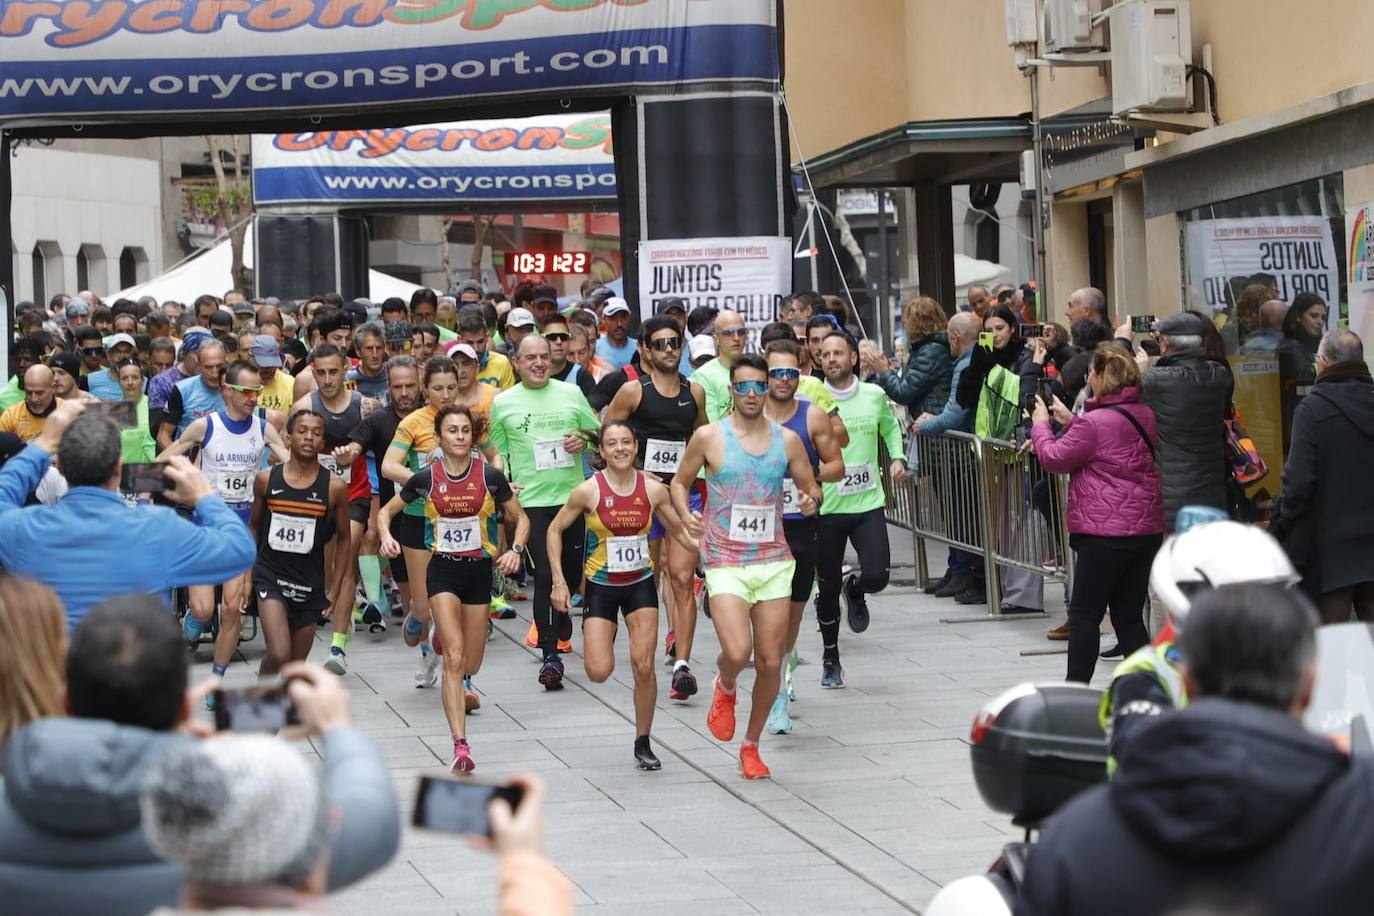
{"left": 252, "top": 113, "right": 615, "bottom": 206}
{"left": 638, "top": 236, "right": 791, "bottom": 349}
{"left": 1347, "top": 202, "right": 1374, "bottom": 370}
{"left": 1186, "top": 217, "right": 1339, "bottom": 328}
{"left": 0, "top": 0, "right": 778, "bottom": 126}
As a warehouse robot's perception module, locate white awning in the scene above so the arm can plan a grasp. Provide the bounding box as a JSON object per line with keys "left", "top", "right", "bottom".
{"left": 115, "top": 232, "right": 421, "bottom": 303}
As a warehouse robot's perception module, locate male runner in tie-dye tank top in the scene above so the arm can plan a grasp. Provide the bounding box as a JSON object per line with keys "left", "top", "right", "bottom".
{"left": 671, "top": 353, "right": 823, "bottom": 781}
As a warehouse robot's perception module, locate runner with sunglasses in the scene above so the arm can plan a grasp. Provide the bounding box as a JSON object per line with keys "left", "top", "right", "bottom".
{"left": 689, "top": 309, "right": 750, "bottom": 422}
{"left": 547, "top": 419, "right": 691, "bottom": 770}
{"left": 164, "top": 359, "right": 290, "bottom": 695}
{"left": 760, "top": 338, "right": 844, "bottom": 732}
{"left": 672, "top": 354, "right": 822, "bottom": 779}
{"left": 290, "top": 344, "right": 377, "bottom": 676}
{"left": 604, "top": 315, "right": 707, "bottom": 701}
{"left": 379, "top": 404, "right": 527, "bottom": 774}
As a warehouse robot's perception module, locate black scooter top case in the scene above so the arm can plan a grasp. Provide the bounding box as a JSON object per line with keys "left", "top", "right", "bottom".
{"left": 970, "top": 682, "right": 1107, "bottom": 825}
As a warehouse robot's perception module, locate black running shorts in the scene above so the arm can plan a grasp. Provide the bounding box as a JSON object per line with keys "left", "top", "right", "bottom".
{"left": 583, "top": 577, "right": 658, "bottom": 623}
{"left": 426, "top": 554, "right": 494, "bottom": 606}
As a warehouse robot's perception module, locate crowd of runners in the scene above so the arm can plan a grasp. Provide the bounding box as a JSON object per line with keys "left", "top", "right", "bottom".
{"left": 3, "top": 286, "right": 903, "bottom": 781}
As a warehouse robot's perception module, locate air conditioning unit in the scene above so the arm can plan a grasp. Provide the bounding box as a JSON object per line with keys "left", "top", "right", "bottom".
{"left": 1005, "top": 0, "right": 1038, "bottom": 46}
{"left": 1110, "top": 0, "right": 1193, "bottom": 114}
{"left": 1044, "top": 0, "right": 1105, "bottom": 53}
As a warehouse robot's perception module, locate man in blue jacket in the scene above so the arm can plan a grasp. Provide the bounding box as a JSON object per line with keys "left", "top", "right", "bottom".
{"left": 0, "top": 401, "right": 256, "bottom": 626}
{"left": 911, "top": 312, "right": 981, "bottom": 598}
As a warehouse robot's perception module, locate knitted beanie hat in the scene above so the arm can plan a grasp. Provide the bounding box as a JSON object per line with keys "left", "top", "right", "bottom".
{"left": 140, "top": 735, "right": 329, "bottom": 886}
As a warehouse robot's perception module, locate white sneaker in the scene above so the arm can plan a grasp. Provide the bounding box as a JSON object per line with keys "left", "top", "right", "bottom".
{"left": 323, "top": 648, "right": 348, "bottom": 676}
{"left": 415, "top": 650, "right": 440, "bottom": 689}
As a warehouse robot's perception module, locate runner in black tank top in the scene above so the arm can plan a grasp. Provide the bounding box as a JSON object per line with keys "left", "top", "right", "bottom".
{"left": 604, "top": 315, "right": 708, "bottom": 703}
{"left": 249, "top": 409, "right": 355, "bottom": 677}
{"left": 294, "top": 346, "right": 378, "bottom": 675}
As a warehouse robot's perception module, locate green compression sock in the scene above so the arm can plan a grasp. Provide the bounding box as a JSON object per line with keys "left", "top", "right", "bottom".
{"left": 332, "top": 631, "right": 350, "bottom": 652}
{"left": 358, "top": 554, "right": 383, "bottom": 607}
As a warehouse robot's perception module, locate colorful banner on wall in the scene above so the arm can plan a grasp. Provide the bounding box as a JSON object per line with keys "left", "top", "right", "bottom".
{"left": 1346, "top": 202, "right": 1374, "bottom": 371}
{"left": 1186, "top": 216, "right": 1339, "bottom": 329}
{"left": 637, "top": 236, "right": 791, "bottom": 350}
{"left": 0, "top": 0, "right": 777, "bottom": 127}
{"left": 252, "top": 112, "right": 614, "bottom": 206}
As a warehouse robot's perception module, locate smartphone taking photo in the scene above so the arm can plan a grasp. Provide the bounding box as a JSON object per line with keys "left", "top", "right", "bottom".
{"left": 413, "top": 776, "right": 525, "bottom": 838}
{"left": 212, "top": 684, "right": 301, "bottom": 733}
{"left": 1130, "top": 314, "right": 1156, "bottom": 334}
{"left": 119, "top": 462, "right": 170, "bottom": 494}
{"left": 1019, "top": 323, "right": 1045, "bottom": 339}
{"left": 92, "top": 400, "right": 138, "bottom": 430}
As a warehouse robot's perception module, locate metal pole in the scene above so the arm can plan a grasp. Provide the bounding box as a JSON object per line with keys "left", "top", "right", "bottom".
{"left": 876, "top": 189, "right": 890, "bottom": 346}
{"left": 1030, "top": 67, "right": 1049, "bottom": 292}
{"left": 0, "top": 133, "right": 12, "bottom": 384}
{"left": 807, "top": 198, "right": 819, "bottom": 291}
{"left": 513, "top": 213, "right": 525, "bottom": 249}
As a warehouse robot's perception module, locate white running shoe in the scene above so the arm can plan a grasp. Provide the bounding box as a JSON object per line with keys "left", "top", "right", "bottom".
{"left": 415, "top": 649, "right": 440, "bottom": 688}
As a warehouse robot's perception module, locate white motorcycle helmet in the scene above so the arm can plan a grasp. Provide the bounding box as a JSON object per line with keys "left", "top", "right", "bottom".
{"left": 1150, "top": 517, "right": 1299, "bottom": 624}
{"left": 924, "top": 874, "right": 1015, "bottom": 916}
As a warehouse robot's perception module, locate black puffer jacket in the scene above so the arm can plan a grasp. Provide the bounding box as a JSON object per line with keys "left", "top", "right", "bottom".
{"left": 1271, "top": 364, "right": 1374, "bottom": 592}
{"left": 875, "top": 331, "right": 953, "bottom": 416}
{"left": 1139, "top": 348, "right": 1231, "bottom": 530}
{"left": 1019, "top": 698, "right": 1374, "bottom": 916}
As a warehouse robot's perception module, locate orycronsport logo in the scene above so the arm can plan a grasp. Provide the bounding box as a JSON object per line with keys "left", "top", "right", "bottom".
{"left": 0, "top": 0, "right": 651, "bottom": 48}
{"left": 274, "top": 116, "right": 613, "bottom": 159}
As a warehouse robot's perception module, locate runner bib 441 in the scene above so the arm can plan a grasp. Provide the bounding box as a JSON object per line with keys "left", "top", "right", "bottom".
{"left": 729, "top": 505, "right": 775, "bottom": 544}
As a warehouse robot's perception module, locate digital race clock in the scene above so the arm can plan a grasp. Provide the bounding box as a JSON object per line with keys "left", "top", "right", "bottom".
{"left": 507, "top": 251, "right": 590, "bottom": 274}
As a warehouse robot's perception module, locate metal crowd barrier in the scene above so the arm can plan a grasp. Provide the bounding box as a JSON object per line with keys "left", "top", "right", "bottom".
{"left": 883, "top": 430, "right": 1073, "bottom": 617}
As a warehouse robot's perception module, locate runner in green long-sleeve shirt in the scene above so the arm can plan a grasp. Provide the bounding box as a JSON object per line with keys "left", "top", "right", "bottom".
{"left": 487, "top": 334, "right": 600, "bottom": 690}
{"left": 813, "top": 330, "right": 909, "bottom": 688}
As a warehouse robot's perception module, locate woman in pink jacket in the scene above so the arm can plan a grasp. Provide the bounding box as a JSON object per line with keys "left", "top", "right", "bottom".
{"left": 1031, "top": 343, "right": 1164, "bottom": 682}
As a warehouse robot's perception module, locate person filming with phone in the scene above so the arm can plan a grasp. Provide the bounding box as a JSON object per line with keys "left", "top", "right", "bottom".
{"left": 1029, "top": 344, "right": 1164, "bottom": 683}
{"left": 0, "top": 401, "right": 256, "bottom": 627}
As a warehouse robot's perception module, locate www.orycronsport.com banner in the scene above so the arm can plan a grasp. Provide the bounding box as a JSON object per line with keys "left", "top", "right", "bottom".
{"left": 252, "top": 112, "right": 615, "bottom": 206}
{"left": 0, "top": 0, "right": 777, "bottom": 126}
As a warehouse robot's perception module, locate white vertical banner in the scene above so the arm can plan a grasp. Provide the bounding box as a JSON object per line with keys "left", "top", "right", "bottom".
{"left": 1185, "top": 216, "right": 1339, "bottom": 328}
{"left": 638, "top": 236, "right": 791, "bottom": 350}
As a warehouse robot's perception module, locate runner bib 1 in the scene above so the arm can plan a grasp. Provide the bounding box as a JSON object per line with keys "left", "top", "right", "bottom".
{"left": 533, "top": 437, "right": 574, "bottom": 471}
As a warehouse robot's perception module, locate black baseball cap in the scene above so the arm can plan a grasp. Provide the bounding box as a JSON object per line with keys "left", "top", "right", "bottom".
{"left": 655, "top": 297, "right": 688, "bottom": 316}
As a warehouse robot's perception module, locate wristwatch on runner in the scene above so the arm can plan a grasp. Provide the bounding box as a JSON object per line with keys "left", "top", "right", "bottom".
{"left": 511, "top": 543, "right": 526, "bottom": 555}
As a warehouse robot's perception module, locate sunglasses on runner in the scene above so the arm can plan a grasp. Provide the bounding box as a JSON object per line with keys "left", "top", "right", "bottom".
{"left": 542, "top": 332, "right": 570, "bottom": 342}
{"left": 767, "top": 367, "right": 800, "bottom": 381}
{"left": 731, "top": 380, "right": 768, "bottom": 396}
{"left": 225, "top": 382, "right": 263, "bottom": 394}
{"left": 648, "top": 336, "right": 682, "bottom": 352}
{"left": 81, "top": 346, "right": 106, "bottom": 356}
{"left": 717, "top": 327, "right": 748, "bottom": 338}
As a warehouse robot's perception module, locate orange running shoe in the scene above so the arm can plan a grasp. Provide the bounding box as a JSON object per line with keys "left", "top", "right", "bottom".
{"left": 557, "top": 638, "right": 573, "bottom": 653}
{"left": 706, "top": 676, "right": 736, "bottom": 741}
{"left": 524, "top": 621, "right": 538, "bottom": 648}
{"left": 739, "top": 744, "right": 771, "bottom": 780}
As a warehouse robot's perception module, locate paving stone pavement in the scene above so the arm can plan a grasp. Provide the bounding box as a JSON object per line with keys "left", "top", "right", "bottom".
{"left": 206, "top": 534, "right": 1114, "bottom": 915}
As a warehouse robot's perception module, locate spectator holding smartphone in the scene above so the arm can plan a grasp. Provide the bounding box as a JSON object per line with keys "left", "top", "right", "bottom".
{"left": 0, "top": 595, "right": 399, "bottom": 916}
{"left": 1030, "top": 344, "right": 1164, "bottom": 682}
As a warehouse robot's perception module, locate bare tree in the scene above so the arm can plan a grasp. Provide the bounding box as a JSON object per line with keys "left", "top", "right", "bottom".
{"left": 206, "top": 134, "right": 253, "bottom": 294}
{"left": 470, "top": 214, "right": 492, "bottom": 287}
